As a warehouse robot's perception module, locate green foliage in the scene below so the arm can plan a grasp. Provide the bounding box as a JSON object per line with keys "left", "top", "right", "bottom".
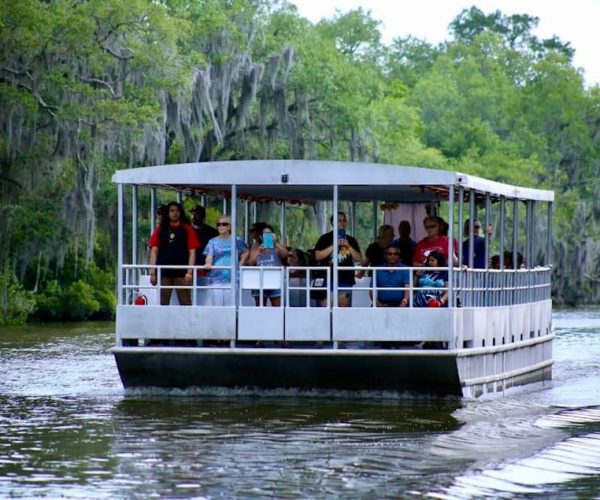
{"left": 0, "top": 263, "right": 35, "bottom": 325}
{"left": 33, "top": 260, "right": 115, "bottom": 322}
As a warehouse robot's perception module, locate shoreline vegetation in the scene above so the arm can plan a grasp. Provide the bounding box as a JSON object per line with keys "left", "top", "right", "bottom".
{"left": 1, "top": 1, "right": 599, "bottom": 325}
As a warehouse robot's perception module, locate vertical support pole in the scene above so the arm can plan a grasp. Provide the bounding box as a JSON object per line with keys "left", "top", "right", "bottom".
{"left": 177, "top": 191, "right": 183, "bottom": 205}
{"left": 372, "top": 201, "right": 378, "bottom": 242}
{"left": 547, "top": 202, "right": 553, "bottom": 267}
{"left": 117, "top": 183, "right": 124, "bottom": 311}
{"left": 243, "top": 200, "right": 249, "bottom": 243}
{"left": 150, "top": 188, "right": 157, "bottom": 229}
{"left": 351, "top": 200, "right": 357, "bottom": 239}
{"left": 468, "top": 190, "right": 475, "bottom": 269}
{"left": 499, "top": 196, "right": 505, "bottom": 306}
{"left": 457, "top": 186, "right": 464, "bottom": 306}
{"left": 484, "top": 192, "right": 491, "bottom": 306}
{"left": 333, "top": 185, "right": 339, "bottom": 310}
{"left": 448, "top": 185, "right": 455, "bottom": 349}
{"left": 231, "top": 185, "right": 238, "bottom": 308}
{"left": 512, "top": 198, "right": 519, "bottom": 305}
{"left": 281, "top": 202, "right": 287, "bottom": 245}
{"left": 448, "top": 186, "right": 455, "bottom": 303}
{"left": 132, "top": 185, "right": 138, "bottom": 267}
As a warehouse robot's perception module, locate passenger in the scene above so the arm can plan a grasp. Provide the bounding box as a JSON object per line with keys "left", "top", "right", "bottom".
{"left": 287, "top": 248, "right": 310, "bottom": 307}
{"left": 364, "top": 224, "right": 395, "bottom": 269}
{"left": 413, "top": 250, "right": 449, "bottom": 307}
{"left": 314, "top": 211, "right": 362, "bottom": 307}
{"left": 203, "top": 214, "right": 249, "bottom": 306}
{"left": 370, "top": 245, "right": 410, "bottom": 307}
{"left": 490, "top": 254, "right": 501, "bottom": 269}
{"left": 287, "top": 247, "right": 310, "bottom": 277}
{"left": 246, "top": 224, "right": 289, "bottom": 306}
{"left": 190, "top": 205, "right": 218, "bottom": 268}
{"left": 392, "top": 220, "right": 416, "bottom": 266}
{"left": 490, "top": 251, "right": 524, "bottom": 270}
{"left": 248, "top": 222, "right": 267, "bottom": 248}
{"left": 462, "top": 219, "right": 486, "bottom": 268}
{"left": 413, "top": 215, "right": 458, "bottom": 267}
{"left": 148, "top": 201, "right": 200, "bottom": 305}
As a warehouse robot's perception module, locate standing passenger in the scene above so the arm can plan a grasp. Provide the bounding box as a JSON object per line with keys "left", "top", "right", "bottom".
{"left": 462, "top": 219, "right": 486, "bottom": 268}
{"left": 204, "top": 215, "right": 249, "bottom": 306}
{"left": 191, "top": 205, "right": 218, "bottom": 267}
{"left": 246, "top": 224, "right": 289, "bottom": 306}
{"left": 314, "top": 211, "right": 362, "bottom": 307}
{"left": 148, "top": 202, "right": 200, "bottom": 305}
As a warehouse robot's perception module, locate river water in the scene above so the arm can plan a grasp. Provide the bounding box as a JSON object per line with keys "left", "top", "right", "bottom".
{"left": 0, "top": 310, "right": 599, "bottom": 498}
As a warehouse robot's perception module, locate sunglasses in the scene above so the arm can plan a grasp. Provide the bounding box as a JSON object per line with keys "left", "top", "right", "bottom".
{"left": 216, "top": 222, "right": 230, "bottom": 227}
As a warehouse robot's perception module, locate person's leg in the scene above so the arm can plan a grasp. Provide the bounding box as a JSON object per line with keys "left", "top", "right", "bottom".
{"left": 210, "top": 288, "right": 223, "bottom": 306}
{"left": 174, "top": 277, "right": 192, "bottom": 305}
{"left": 270, "top": 295, "right": 281, "bottom": 307}
{"left": 160, "top": 276, "right": 173, "bottom": 305}
{"left": 223, "top": 288, "right": 233, "bottom": 306}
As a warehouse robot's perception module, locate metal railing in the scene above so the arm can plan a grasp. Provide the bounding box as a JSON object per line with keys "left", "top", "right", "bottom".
{"left": 120, "top": 264, "right": 552, "bottom": 308}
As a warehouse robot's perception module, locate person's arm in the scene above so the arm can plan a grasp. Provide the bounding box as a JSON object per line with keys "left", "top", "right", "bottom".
{"left": 349, "top": 241, "right": 362, "bottom": 263}
{"left": 149, "top": 246, "right": 158, "bottom": 286}
{"left": 238, "top": 240, "right": 250, "bottom": 266}
{"left": 342, "top": 236, "right": 362, "bottom": 263}
{"left": 315, "top": 245, "right": 333, "bottom": 262}
{"left": 314, "top": 234, "right": 332, "bottom": 262}
{"left": 246, "top": 243, "right": 260, "bottom": 266}
{"left": 275, "top": 236, "right": 289, "bottom": 259}
{"left": 184, "top": 248, "right": 195, "bottom": 283}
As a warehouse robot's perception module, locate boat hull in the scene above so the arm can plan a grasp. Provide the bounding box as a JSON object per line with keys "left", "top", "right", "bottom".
{"left": 113, "top": 348, "right": 464, "bottom": 396}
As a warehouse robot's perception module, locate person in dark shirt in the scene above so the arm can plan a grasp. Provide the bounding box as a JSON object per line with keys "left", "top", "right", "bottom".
{"left": 149, "top": 202, "right": 200, "bottom": 305}
{"left": 191, "top": 205, "right": 217, "bottom": 266}
{"left": 392, "top": 220, "right": 416, "bottom": 266}
{"left": 365, "top": 224, "right": 394, "bottom": 268}
{"left": 313, "top": 211, "right": 362, "bottom": 307}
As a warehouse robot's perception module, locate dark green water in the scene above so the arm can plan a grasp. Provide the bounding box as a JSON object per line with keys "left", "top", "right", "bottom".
{"left": 0, "top": 311, "right": 599, "bottom": 498}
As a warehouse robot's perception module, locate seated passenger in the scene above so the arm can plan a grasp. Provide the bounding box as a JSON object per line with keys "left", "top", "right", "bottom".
{"left": 246, "top": 224, "right": 288, "bottom": 306}
{"left": 287, "top": 248, "right": 310, "bottom": 307}
{"left": 392, "top": 220, "right": 416, "bottom": 266}
{"left": 413, "top": 215, "right": 458, "bottom": 267}
{"left": 413, "top": 251, "right": 449, "bottom": 307}
{"left": 370, "top": 245, "right": 410, "bottom": 307}
{"left": 364, "top": 224, "right": 395, "bottom": 268}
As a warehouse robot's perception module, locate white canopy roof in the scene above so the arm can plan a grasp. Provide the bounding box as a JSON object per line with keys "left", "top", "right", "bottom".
{"left": 112, "top": 160, "right": 554, "bottom": 203}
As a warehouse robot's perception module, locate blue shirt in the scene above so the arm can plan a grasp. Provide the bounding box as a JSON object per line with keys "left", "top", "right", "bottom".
{"left": 462, "top": 236, "right": 486, "bottom": 269}
{"left": 371, "top": 264, "right": 410, "bottom": 302}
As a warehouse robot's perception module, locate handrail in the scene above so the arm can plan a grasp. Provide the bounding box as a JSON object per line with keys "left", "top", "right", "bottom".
{"left": 120, "top": 263, "right": 552, "bottom": 308}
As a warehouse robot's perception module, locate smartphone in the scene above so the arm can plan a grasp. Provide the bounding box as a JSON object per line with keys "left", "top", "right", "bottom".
{"left": 337, "top": 229, "right": 346, "bottom": 240}
{"left": 263, "top": 232, "right": 274, "bottom": 249}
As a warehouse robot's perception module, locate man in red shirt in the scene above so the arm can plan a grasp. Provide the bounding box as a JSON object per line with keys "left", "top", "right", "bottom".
{"left": 148, "top": 202, "right": 200, "bottom": 305}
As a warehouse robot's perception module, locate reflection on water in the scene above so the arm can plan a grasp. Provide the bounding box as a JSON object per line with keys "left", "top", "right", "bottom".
{"left": 0, "top": 311, "right": 599, "bottom": 498}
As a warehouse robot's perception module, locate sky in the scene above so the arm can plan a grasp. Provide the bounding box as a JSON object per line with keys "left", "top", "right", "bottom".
{"left": 290, "top": 0, "right": 600, "bottom": 87}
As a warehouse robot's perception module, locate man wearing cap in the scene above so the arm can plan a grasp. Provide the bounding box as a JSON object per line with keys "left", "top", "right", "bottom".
{"left": 191, "top": 205, "right": 218, "bottom": 267}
